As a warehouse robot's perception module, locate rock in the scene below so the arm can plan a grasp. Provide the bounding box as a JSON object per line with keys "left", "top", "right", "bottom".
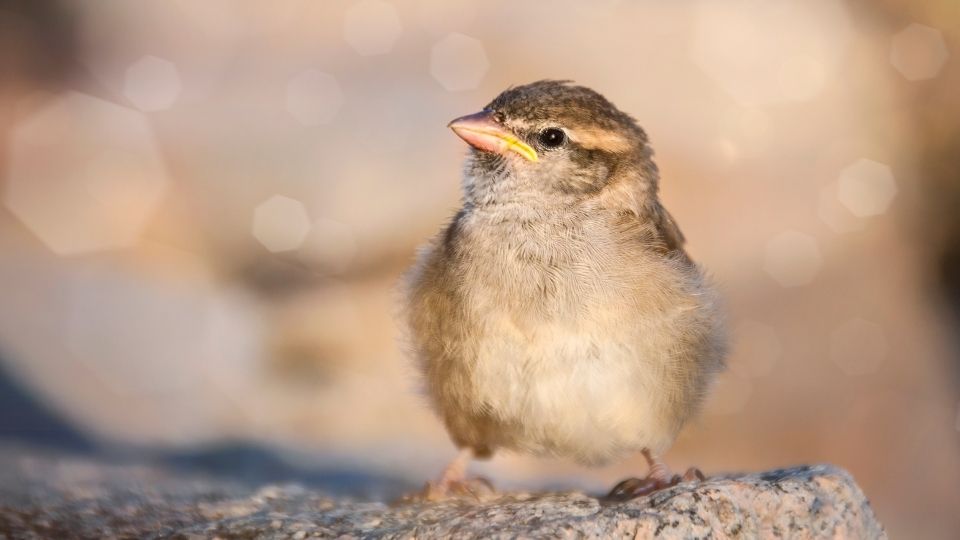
{"left": 0, "top": 447, "right": 885, "bottom": 539}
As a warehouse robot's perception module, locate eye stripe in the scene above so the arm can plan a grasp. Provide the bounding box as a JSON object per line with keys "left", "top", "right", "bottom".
{"left": 567, "top": 128, "right": 632, "bottom": 153}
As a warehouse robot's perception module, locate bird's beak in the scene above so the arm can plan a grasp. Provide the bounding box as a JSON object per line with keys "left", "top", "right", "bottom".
{"left": 447, "top": 110, "right": 538, "bottom": 162}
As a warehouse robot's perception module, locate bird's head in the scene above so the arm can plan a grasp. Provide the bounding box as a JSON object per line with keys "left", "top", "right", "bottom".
{"left": 448, "top": 80, "right": 658, "bottom": 207}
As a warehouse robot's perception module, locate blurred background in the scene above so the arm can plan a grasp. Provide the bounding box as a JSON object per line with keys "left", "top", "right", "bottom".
{"left": 0, "top": 0, "right": 958, "bottom": 536}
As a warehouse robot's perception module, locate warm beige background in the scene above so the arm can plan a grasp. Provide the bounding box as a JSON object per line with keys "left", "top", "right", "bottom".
{"left": 1, "top": 1, "right": 958, "bottom": 537}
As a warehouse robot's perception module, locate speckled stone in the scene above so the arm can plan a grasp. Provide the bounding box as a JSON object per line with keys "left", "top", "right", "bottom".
{"left": 0, "top": 449, "right": 885, "bottom": 539}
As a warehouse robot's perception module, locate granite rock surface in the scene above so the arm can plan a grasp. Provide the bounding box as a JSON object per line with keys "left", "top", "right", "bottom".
{"left": 0, "top": 449, "right": 885, "bottom": 539}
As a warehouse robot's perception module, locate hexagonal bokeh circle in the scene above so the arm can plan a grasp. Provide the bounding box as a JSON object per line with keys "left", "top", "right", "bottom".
{"left": 763, "top": 230, "right": 822, "bottom": 287}
{"left": 5, "top": 92, "right": 168, "bottom": 255}
{"left": 430, "top": 33, "right": 489, "bottom": 91}
{"left": 123, "top": 55, "right": 182, "bottom": 112}
{"left": 890, "top": 23, "right": 949, "bottom": 81}
{"left": 836, "top": 159, "right": 897, "bottom": 218}
{"left": 252, "top": 195, "right": 312, "bottom": 252}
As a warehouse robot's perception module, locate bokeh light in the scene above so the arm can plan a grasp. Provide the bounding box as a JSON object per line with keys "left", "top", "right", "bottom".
{"left": 690, "top": 0, "right": 850, "bottom": 105}
{"left": 123, "top": 55, "right": 182, "bottom": 112}
{"left": 429, "top": 33, "right": 489, "bottom": 91}
{"left": 890, "top": 23, "right": 949, "bottom": 81}
{"left": 836, "top": 159, "right": 897, "bottom": 218}
{"left": 818, "top": 183, "right": 866, "bottom": 234}
{"left": 4, "top": 92, "right": 168, "bottom": 255}
{"left": 77, "top": 1, "right": 239, "bottom": 107}
{"left": 252, "top": 195, "right": 312, "bottom": 253}
{"left": 762, "top": 231, "right": 823, "bottom": 287}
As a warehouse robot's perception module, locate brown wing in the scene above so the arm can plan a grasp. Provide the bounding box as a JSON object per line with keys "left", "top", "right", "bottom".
{"left": 596, "top": 171, "right": 689, "bottom": 256}
{"left": 651, "top": 201, "right": 686, "bottom": 253}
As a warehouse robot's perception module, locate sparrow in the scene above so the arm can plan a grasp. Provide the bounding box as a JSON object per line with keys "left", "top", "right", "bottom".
{"left": 403, "top": 80, "right": 726, "bottom": 500}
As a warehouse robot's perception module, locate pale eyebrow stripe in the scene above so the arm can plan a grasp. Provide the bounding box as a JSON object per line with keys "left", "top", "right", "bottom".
{"left": 567, "top": 127, "right": 632, "bottom": 153}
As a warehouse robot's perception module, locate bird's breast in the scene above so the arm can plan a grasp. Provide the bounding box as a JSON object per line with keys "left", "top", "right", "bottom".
{"left": 455, "top": 213, "right": 631, "bottom": 317}
{"left": 420, "top": 209, "right": 716, "bottom": 462}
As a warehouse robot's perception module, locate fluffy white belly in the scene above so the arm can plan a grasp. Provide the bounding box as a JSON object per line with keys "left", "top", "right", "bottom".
{"left": 469, "top": 313, "right": 677, "bottom": 464}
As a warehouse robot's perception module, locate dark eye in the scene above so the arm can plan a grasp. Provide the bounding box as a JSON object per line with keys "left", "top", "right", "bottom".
{"left": 538, "top": 128, "right": 566, "bottom": 149}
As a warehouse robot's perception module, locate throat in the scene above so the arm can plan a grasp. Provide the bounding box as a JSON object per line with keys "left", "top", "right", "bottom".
{"left": 464, "top": 165, "right": 583, "bottom": 212}
{"left": 465, "top": 187, "right": 583, "bottom": 224}
{"left": 463, "top": 202, "right": 601, "bottom": 266}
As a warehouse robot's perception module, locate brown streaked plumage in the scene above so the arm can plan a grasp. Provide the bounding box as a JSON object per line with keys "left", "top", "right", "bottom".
{"left": 403, "top": 80, "right": 726, "bottom": 499}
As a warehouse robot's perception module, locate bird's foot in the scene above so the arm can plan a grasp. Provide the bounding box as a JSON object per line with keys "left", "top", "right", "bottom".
{"left": 395, "top": 448, "right": 496, "bottom": 503}
{"left": 606, "top": 467, "right": 705, "bottom": 501}
{"left": 422, "top": 475, "right": 496, "bottom": 501}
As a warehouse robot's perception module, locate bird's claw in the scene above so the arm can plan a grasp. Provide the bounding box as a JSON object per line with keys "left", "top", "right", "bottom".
{"left": 606, "top": 467, "right": 705, "bottom": 501}
{"left": 606, "top": 476, "right": 666, "bottom": 499}
{"left": 422, "top": 476, "right": 496, "bottom": 502}
{"left": 682, "top": 466, "right": 706, "bottom": 482}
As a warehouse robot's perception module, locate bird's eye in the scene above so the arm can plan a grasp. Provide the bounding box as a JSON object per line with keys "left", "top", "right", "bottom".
{"left": 538, "top": 128, "right": 566, "bottom": 149}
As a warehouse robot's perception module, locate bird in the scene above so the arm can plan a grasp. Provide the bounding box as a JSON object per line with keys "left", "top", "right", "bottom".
{"left": 402, "top": 80, "right": 726, "bottom": 500}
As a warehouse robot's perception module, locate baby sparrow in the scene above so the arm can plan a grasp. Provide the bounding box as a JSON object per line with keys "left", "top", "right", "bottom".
{"left": 403, "top": 80, "right": 726, "bottom": 499}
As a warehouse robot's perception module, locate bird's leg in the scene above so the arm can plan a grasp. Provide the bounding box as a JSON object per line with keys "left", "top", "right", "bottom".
{"left": 430, "top": 448, "right": 471, "bottom": 494}
{"left": 422, "top": 448, "right": 495, "bottom": 501}
{"left": 606, "top": 449, "right": 705, "bottom": 500}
